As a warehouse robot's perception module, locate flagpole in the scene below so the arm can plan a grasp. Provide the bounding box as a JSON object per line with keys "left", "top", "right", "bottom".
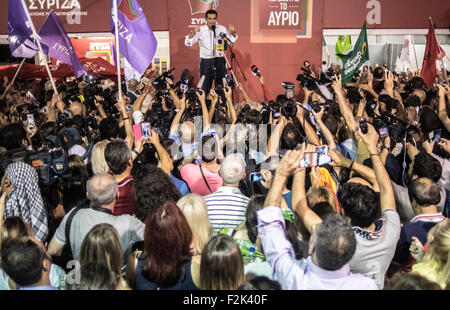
{"left": 113, "top": 0, "right": 123, "bottom": 101}
{"left": 10, "top": 58, "right": 26, "bottom": 85}
{"left": 20, "top": 0, "right": 58, "bottom": 95}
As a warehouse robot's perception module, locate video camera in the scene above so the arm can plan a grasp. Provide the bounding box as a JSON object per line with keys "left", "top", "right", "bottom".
{"left": 0, "top": 147, "right": 69, "bottom": 186}
{"left": 152, "top": 68, "right": 176, "bottom": 91}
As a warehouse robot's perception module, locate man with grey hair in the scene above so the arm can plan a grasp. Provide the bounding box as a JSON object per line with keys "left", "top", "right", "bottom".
{"left": 204, "top": 153, "right": 250, "bottom": 231}
{"left": 47, "top": 174, "right": 145, "bottom": 266}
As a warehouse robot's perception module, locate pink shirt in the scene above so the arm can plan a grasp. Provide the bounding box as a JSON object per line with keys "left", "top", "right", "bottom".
{"left": 180, "top": 164, "right": 223, "bottom": 196}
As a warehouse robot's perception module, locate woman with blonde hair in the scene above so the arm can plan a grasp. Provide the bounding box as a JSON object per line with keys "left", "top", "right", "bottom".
{"left": 177, "top": 194, "right": 213, "bottom": 256}
{"left": 78, "top": 223, "right": 129, "bottom": 290}
{"left": 409, "top": 219, "right": 450, "bottom": 289}
{"left": 89, "top": 140, "right": 110, "bottom": 175}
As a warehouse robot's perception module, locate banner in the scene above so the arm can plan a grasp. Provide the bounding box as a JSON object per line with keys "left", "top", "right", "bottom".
{"left": 38, "top": 11, "right": 86, "bottom": 79}
{"left": 335, "top": 35, "right": 351, "bottom": 60}
{"left": 421, "top": 18, "right": 440, "bottom": 87}
{"left": 8, "top": 0, "right": 38, "bottom": 58}
{"left": 337, "top": 23, "right": 369, "bottom": 85}
{"left": 110, "top": 0, "right": 158, "bottom": 75}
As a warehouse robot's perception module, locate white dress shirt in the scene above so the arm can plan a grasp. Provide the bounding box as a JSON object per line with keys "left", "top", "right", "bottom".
{"left": 185, "top": 24, "right": 238, "bottom": 59}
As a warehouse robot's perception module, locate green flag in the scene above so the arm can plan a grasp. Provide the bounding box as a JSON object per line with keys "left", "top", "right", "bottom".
{"left": 337, "top": 23, "right": 369, "bottom": 85}
{"left": 335, "top": 35, "right": 352, "bottom": 60}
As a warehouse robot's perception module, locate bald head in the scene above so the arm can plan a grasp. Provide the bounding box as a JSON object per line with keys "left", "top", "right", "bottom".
{"left": 69, "top": 101, "right": 85, "bottom": 116}
{"left": 128, "top": 79, "right": 139, "bottom": 91}
{"left": 86, "top": 174, "right": 118, "bottom": 207}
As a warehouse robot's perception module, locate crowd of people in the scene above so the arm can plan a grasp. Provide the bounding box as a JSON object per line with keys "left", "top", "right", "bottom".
{"left": 0, "top": 54, "right": 449, "bottom": 291}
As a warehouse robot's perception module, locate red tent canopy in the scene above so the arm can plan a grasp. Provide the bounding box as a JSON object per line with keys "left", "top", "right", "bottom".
{"left": 0, "top": 57, "right": 124, "bottom": 81}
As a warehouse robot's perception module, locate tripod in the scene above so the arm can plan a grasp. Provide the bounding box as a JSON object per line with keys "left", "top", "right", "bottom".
{"left": 224, "top": 40, "right": 247, "bottom": 102}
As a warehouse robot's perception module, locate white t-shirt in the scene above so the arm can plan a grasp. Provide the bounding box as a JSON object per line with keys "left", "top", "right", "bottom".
{"left": 348, "top": 210, "right": 401, "bottom": 289}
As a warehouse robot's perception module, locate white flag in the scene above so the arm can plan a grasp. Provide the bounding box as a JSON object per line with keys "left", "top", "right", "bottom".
{"left": 397, "top": 35, "right": 416, "bottom": 72}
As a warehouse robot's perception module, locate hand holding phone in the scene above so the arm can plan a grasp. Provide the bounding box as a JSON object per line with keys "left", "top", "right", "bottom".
{"left": 251, "top": 172, "right": 265, "bottom": 182}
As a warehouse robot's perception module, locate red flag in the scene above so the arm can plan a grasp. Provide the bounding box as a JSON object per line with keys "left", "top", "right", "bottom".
{"left": 420, "top": 18, "right": 440, "bottom": 87}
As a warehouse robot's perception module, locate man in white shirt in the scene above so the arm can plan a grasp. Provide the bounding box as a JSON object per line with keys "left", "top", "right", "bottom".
{"left": 184, "top": 9, "right": 238, "bottom": 93}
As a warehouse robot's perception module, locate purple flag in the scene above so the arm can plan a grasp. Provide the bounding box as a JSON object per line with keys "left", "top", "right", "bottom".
{"left": 111, "top": 0, "right": 158, "bottom": 75}
{"left": 8, "top": 0, "right": 38, "bottom": 58}
{"left": 38, "top": 11, "right": 86, "bottom": 79}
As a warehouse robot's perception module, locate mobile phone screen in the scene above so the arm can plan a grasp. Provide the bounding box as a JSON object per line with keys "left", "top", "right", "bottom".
{"left": 300, "top": 152, "right": 318, "bottom": 168}
{"left": 316, "top": 146, "right": 332, "bottom": 166}
{"left": 141, "top": 122, "right": 152, "bottom": 138}
{"left": 434, "top": 130, "right": 442, "bottom": 143}
{"left": 27, "top": 114, "right": 35, "bottom": 128}
{"left": 379, "top": 128, "right": 389, "bottom": 138}
{"left": 251, "top": 173, "right": 264, "bottom": 182}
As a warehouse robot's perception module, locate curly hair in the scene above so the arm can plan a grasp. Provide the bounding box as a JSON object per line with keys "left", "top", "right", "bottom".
{"left": 133, "top": 164, "right": 181, "bottom": 222}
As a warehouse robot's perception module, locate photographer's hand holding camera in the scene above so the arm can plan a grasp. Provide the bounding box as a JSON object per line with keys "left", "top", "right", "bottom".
{"left": 208, "top": 89, "right": 219, "bottom": 122}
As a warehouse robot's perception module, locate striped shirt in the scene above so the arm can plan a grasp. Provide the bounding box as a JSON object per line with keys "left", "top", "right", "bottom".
{"left": 205, "top": 187, "right": 250, "bottom": 232}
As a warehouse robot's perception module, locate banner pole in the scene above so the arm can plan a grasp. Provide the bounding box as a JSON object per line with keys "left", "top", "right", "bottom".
{"left": 10, "top": 58, "right": 26, "bottom": 85}
{"left": 113, "top": 0, "right": 123, "bottom": 101}
{"left": 20, "top": 0, "right": 58, "bottom": 95}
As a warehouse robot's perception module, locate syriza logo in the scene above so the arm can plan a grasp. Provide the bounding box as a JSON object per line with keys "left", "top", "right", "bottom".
{"left": 188, "top": 0, "right": 219, "bottom": 15}
{"left": 188, "top": 0, "right": 219, "bottom": 27}
{"left": 119, "top": 0, "right": 142, "bottom": 22}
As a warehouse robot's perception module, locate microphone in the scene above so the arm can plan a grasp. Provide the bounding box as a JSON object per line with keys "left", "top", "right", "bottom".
{"left": 220, "top": 32, "right": 235, "bottom": 45}
{"left": 197, "top": 75, "right": 206, "bottom": 90}
{"left": 211, "top": 25, "right": 216, "bottom": 38}
{"left": 180, "top": 68, "right": 189, "bottom": 84}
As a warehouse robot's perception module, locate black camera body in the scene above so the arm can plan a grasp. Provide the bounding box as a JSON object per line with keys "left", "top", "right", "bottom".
{"left": 152, "top": 68, "right": 176, "bottom": 91}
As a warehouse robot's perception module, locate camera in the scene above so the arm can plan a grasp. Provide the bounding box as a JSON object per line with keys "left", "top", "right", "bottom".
{"left": 282, "top": 82, "right": 295, "bottom": 99}
{"left": 152, "top": 68, "right": 176, "bottom": 91}
{"left": 0, "top": 147, "right": 69, "bottom": 186}
{"left": 310, "top": 101, "right": 329, "bottom": 113}
{"left": 296, "top": 73, "right": 317, "bottom": 91}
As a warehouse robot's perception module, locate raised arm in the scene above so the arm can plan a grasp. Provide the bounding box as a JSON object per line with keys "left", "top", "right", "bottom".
{"left": 208, "top": 90, "right": 219, "bottom": 123}
{"left": 328, "top": 147, "right": 379, "bottom": 192}
{"left": 311, "top": 107, "right": 337, "bottom": 149}
{"left": 169, "top": 94, "right": 186, "bottom": 135}
{"left": 117, "top": 96, "right": 134, "bottom": 148}
{"left": 266, "top": 116, "right": 287, "bottom": 157}
{"left": 297, "top": 104, "right": 320, "bottom": 146}
{"left": 332, "top": 75, "right": 358, "bottom": 134}
{"left": 437, "top": 84, "right": 450, "bottom": 132}
{"left": 94, "top": 95, "right": 108, "bottom": 120}
{"left": 46, "top": 93, "right": 60, "bottom": 122}
{"left": 132, "top": 82, "right": 153, "bottom": 114}
{"left": 148, "top": 132, "right": 173, "bottom": 174}
{"left": 225, "top": 86, "right": 237, "bottom": 124}
{"left": 264, "top": 149, "right": 304, "bottom": 208}
{"left": 358, "top": 123, "right": 396, "bottom": 212}
{"left": 198, "top": 90, "right": 210, "bottom": 131}
{"left": 292, "top": 166, "right": 323, "bottom": 234}
{"left": 237, "top": 83, "right": 251, "bottom": 104}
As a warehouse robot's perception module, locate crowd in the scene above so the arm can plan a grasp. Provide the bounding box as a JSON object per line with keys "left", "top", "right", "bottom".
{"left": 0, "top": 57, "right": 449, "bottom": 290}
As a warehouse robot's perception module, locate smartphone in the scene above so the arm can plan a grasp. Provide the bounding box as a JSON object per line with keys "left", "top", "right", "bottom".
{"left": 141, "top": 122, "right": 152, "bottom": 138}
{"left": 379, "top": 127, "right": 389, "bottom": 138}
{"left": 273, "top": 112, "right": 281, "bottom": 119}
{"left": 434, "top": 130, "right": 442, "bottom": 143}
{"left": 316, "top": 146, "right": 332, "bottom": 166}
{"left": 251, "top": 172, "right": 264, "bottom": 182}
{"left": 300, "top": 152, "right": 318, "bottom": 168}
{"left": 27, "top": 114, "right": 35, "bottom": 128}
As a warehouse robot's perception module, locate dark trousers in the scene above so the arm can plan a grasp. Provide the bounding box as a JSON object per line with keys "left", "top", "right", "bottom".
{"left": 200, "top": 57, "right": 227, "bottom": 93}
